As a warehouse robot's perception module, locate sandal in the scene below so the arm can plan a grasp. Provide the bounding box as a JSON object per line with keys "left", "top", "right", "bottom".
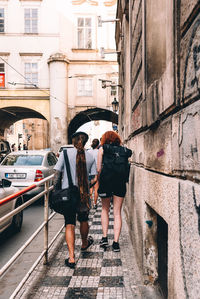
{"left": 81, "top": 236, "right": 94, "bottom": 251}
{"left": 65, "top": 258, "right": 75, "bottom": 269}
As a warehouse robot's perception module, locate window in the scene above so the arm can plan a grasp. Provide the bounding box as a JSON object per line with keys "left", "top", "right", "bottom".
{"left": 24, "top": 62, "right": 38, "bottom": 87}
{"left": 77, "top": 79, "right": 92, "bottom": 96}
{"left": 0, "top": 8, "right": 4, "bottom": 33}
{"left": 0, "top": 63, "right": 5, "bottom": 88}
{"left": 24, "top": 8, "right": 38, "bottom": 33}
{"left": 110, "top": 79, "right": 118, "bottom": 96}
{"left": 47, "top": 153, "right": 57, "bottom": 166}
{"left": 111, "top": 85, "right": 117, "bottom": 96}
{"left": 2, "top": 155, "right": 43, "bottom": 166}
{"left": 77, "top": 17, "right": 92, "bottom": 49}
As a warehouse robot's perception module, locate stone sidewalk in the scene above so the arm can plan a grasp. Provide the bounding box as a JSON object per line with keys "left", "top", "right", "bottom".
{"left": 15, "top": 201, "right": 162, "bottom": 299}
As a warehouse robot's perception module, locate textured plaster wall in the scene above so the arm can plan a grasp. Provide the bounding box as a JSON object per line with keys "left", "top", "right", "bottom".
{"left": 180, "top": 0, "right": 199, "bottom": 29}
{"left": 118, "top": 0, "right": 200, "bottom": 297}
{"left": 125, "top": 161, "right": 200, "bottom": 298}
{"left": 181, "top": 14, "right": 200, "bottom": 104}
{"left": 172, "top": 101, "right": 200, "bottom": 180}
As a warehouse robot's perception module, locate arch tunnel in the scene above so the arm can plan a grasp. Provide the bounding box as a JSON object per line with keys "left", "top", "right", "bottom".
{"left": 0, "top": 106, "right": 118, "bottom": 149}
{"left": 0, "top": 107, "right": 46, "bottom": 135}
{"left": 68, "top": 108, "right": 118, "bottom": 143}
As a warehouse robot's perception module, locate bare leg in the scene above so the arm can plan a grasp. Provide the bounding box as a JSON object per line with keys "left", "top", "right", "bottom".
{"left": 113, "top": 196, "right": 124, "bottom": 242}
{"left": 90, "top": 186, "right": 94, "bottom": 200}
{"left": 65, "top": 224, "right": 75, "bottom": 263}
{"left": 80, "top": 221, "right": 89, "bottom": 248}
{"left": 94, "top": 180, "right": 99, "bottom": 206}
{"left": 101, "top": 197, "right": 111, "bottom": 237}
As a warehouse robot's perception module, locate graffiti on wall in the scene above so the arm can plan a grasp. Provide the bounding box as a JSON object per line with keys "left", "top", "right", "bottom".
{"left": 183, "top": 19, "right": 200, "bottom": 100}
{"left": 178, "top": 110, "right": 200, "bottom": 173}
{"left": 193, "top": 186, "right": 200, "bottom": 235}
{"left": 178, "top": 183, "right": 200, "bottom": 297}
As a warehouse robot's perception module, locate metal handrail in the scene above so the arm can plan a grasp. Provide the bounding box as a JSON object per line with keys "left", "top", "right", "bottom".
{"left": 0, "top": 174, "right": 64, "bottom": 298}
{"left": 10, "top": 223, "right": 64, "bottom": 299}
{"left": 0, "top": 185, "right": 53, "bottom": 225}
{"left": 0, "top": 174, "right": 54, "bottom": 207}
{"left": 0, "top": 209, "right": 55, "bottom": 277}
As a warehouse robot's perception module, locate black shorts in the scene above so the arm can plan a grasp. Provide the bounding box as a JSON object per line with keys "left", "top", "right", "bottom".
{"left": 98, "top": 177, "right": 126, "bottom": 198}
{"left": 64, "top": 205, "right": 89, "bottom": 226}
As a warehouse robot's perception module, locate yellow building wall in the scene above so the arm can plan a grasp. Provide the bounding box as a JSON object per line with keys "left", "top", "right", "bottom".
{"left": 0, "top": 89, "right": 50, "bottom": 121}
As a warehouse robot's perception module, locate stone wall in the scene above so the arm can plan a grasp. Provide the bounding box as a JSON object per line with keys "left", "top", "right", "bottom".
{"left": 116, "top": 0, "right": 200, "bottom": 297}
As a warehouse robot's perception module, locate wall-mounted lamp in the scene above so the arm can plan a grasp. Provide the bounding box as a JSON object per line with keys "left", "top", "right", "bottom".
{"left": 111, "top": 97, "right": 119, "bottom": 113}
{"left": 110, "top": 83, "right": 122, "bottom": 88}
{"left": 99, "top": 79, "right": 112, "bottom": 89}
{"left": 99, "top": 79, "right": 122, "bottom": 89}
{"left": 98, "top": 16, "right": 120, "bottom": 27}
{"left": 100, "top": 47, "right": 121, "bottom": 59}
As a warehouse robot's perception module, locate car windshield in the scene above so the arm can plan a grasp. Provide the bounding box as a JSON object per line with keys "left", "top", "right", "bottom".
{"left": 2, "top": 155, "right": 44, "bottom": 166}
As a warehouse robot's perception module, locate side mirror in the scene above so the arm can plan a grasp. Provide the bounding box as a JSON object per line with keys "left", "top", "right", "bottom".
{"left": 2, "top": 179, "right": 12, "bottom": 188}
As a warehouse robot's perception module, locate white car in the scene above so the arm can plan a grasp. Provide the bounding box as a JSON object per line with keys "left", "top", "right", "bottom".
{"left": 0, "top": 179, "right": 23, "bottom": 233}
{"left": 0, "top": 150, "right": 57, "bottom": 197}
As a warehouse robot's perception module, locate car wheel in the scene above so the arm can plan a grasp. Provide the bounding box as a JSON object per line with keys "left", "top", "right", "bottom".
{"left": 11, "top": 198, "right": 23, "bottom": 232}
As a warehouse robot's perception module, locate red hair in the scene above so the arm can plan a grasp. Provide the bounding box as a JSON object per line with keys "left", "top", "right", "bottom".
{"left": 101, "top": 131, "right": 121, "bottom": 146}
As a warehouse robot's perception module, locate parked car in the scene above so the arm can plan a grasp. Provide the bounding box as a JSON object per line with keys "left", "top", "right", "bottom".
{"left": 57, "top": 144, "right": 74, "bottom": 157}
{"left": 0, "top": 139, "right": 11, "bottom": 163}
{"left": 0, "top": 150, "right": 57, "bottom": 197}
{"left": 0, "top": 179, "right": 23, "bottom": 233}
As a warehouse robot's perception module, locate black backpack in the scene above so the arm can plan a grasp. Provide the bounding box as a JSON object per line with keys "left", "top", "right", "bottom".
{"left": 100, "top": 144, "right": 132, "bottom": 182}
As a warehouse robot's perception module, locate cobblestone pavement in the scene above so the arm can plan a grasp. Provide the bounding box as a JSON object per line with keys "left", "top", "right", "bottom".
{"left": 15, "top": 200, "right": 162, "bottom": 299}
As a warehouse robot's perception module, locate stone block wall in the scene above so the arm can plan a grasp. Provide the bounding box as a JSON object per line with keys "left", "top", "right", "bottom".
{"left": 116, "top": 0, "right": 200, "bottom": 297}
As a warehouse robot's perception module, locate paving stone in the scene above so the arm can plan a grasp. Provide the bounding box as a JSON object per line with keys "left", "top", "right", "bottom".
{"left": 40, "top": 276, "right": 71, "bottom": 287}
{"left": 15, "top": 200, "right": 162, "bottom": 299}
{"left": 64, "top": 287, "right": 98, "bottom": 298}
{"left": 73, "top": 267, "right": 101, "bottom": 276}
{"left": 102, "top": 259, "right": 122, "bottom": 267}
{"left": 99, "top": 276, "right": 124, "bottom": 287}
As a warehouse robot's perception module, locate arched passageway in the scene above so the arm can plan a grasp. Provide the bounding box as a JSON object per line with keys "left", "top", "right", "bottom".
{"left": 68, "top": 108, "right": 118, "bottom": 143}
{"left": 0, "top": 106, "right": 47, "bottom": 135}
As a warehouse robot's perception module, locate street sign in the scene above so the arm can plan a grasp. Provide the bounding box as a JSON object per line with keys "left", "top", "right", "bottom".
{"left": 0, "top": 73, "right": 5, "bottom": 88}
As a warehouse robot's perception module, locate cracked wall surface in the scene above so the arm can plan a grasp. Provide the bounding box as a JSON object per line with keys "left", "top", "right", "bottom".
{"left": 116, "top": 0, "right": 200, "bottom": 298}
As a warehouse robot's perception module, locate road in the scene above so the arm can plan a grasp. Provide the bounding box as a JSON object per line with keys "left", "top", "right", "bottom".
{"left": 0, "top": 203, "right": 44, "bottom": 269}
{"left": 0, "top": 202, "right": 64, "bottom": 299}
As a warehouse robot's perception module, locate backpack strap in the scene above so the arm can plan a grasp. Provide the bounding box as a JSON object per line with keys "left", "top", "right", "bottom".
{"left": 63, "top": 149, "right": 73, "bottom": 187}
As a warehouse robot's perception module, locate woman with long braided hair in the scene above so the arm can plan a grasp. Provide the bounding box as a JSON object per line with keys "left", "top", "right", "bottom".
{"left": 53, "top": 131, "right": 96, "bottom": 268}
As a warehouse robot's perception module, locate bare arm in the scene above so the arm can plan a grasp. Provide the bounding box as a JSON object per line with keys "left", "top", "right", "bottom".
{"left": 97, "top": 147, "right": 103, "bottom": 180}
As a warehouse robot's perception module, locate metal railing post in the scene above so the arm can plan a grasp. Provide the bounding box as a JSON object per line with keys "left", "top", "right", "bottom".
{"left": 43, "top": 180, "right": 49, "bottom": 264}
{"left": 0, "top": 174, "right": 64, "bottom": 296}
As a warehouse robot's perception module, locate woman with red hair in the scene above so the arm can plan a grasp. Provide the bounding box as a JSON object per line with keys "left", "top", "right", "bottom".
{"left": 97, "top": 131, "right": 132, "bottom": 252}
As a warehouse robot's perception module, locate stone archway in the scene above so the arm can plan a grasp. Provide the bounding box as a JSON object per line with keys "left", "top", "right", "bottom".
{"left": 0, "top": 106, "right": 47, "bottom": 137}
{"left": 68, "top": 107, "right": 118, "bottom": 143}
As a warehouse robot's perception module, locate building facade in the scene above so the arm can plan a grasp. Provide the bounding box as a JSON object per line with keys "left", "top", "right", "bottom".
{"left": 116, "top": 0, "right": 200, "bottom": 298}
{"left": 0, "top": 0, "right": 118, "bottom": 151}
